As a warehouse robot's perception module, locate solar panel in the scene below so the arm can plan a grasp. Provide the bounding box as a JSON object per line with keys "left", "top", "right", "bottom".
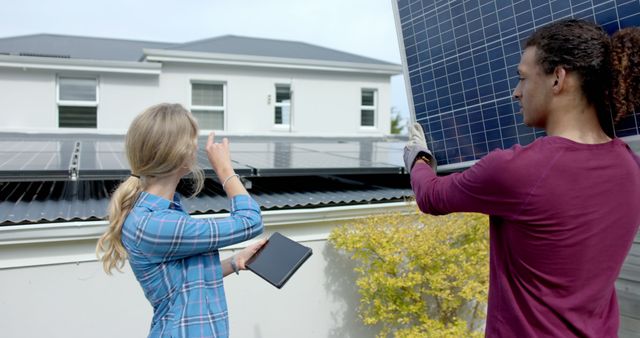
{"left": 0, "top": 140, "right": 73, "bottom": 180}
{"left": 76, "top": 140, "right": 126, "bottom": 179}
{"left": 393, "top": 0, "right": 640, "bottom": 167}
{"left": 196, "top": 151, "right": 255, "bottom": 176}
{"left": 371, "top": 141, "right": 406, "bottom": 151}
{"left": 231, "top": 148, "right": 400, "bottom": 175}
{"left": 292, "top": 142, "right": 367, "bottom": 153}
{"left": 0, "top": 134, "right": 406, "bottom": 181}
{"left": 206, "top": 139, "right": 404, "bottom": 175}
{"left": 291, "top": 141, "right": 406, "bottom": 167}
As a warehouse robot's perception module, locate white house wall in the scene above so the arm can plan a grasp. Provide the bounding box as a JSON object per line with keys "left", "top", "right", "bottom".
{"left": 0, "top": 241, "right": 378, "bottom": 338}
{"left": 159, "top": 62, "right": 392, "bottom": 136}
{"left": 0, "top": 203, "right": 414, "bottom": 338}
{"left": 0, "top": 67, "right": 160, "bottom": 133}
{"left": 97, "top": 73, "right": 160, "bottom": 131}
{"left": 0, "top": 68, "right": 57, "bottom": 129}
{"left": 1, "top": 61, "right": 393, "bottom": 136}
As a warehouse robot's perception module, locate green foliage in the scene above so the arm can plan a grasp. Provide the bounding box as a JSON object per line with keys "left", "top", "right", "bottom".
{"left": 390, "top": 108, "right": 404, "bottom": 134}
{"left": 329, "top": 211, "right": 489, "bottom": 337}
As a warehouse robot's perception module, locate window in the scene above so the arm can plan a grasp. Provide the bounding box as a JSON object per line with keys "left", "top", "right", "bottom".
{"left": 274, "top": 84, "right": 291, "bottom": 126}
{"left": 57, "top": 77, "right": 98, "bottom": 128}
{"left": 191, "top": 83, "right": 225, "bottom": 130}
{"left": 361, "top": 89, "right": 377, "bottom": 127}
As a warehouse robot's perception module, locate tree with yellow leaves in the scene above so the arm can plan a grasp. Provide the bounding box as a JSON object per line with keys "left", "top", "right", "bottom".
{"left": 329, "top": 211, "right": 489, "bottom": 337}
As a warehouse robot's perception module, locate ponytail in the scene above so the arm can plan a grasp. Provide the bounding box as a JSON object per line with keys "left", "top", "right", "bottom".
{"left": 96, "top": 176, "right": 143, "bottom": 274}
{"left": 96, "top": 103, "right": 204, "bottom": 274}
{"left": 524, "top": 20, "right": 640, "bottom": 135}
{"left": 610, "top": 27, "right": 640, "bottom": 123}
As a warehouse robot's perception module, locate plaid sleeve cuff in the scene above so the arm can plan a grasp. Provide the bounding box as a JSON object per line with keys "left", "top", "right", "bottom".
{"left": 230, "top": 194, "right": 260, "bottom": 212}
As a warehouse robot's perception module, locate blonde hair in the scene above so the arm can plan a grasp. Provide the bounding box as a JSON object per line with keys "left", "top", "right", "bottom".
{"left": 96, "top": 103, "right": 205, "bottom": 274}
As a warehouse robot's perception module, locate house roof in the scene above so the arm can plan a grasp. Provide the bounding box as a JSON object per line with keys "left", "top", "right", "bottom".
{"left": 0, "top": 34, "right": 173, "bottom": 61}
{"left": 0, "top": 175, "right": 413, "bottom": 225}
{"left": 164, "top": 35, "right": 398, "bottom": 66}
{"left": 0, "top": 132, "right": 413, "bottom": 225}
{"left": 0, "top": 33, "right": 398, "bottom": 67}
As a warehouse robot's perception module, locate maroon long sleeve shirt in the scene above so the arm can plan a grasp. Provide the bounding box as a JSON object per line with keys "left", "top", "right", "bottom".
{"left": 411, "top": 136, "right": 640, "bottom": 337}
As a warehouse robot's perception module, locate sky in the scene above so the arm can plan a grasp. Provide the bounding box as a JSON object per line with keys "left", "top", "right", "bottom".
{"left": 0, "top": 0, "right": 411, "bottom": 126}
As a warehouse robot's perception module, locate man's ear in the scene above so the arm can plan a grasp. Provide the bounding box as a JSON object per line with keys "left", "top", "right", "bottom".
{"left": 552, "top": 66, "right": 567, "bottom": 93}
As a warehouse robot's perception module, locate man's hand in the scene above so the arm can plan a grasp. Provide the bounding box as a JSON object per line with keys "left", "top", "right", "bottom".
{"left": 403, "top": 122, "right": 437, "bottom": 173}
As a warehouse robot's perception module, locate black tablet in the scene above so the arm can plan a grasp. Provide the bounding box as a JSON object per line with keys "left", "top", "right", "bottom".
{"left": 246, "top": 232, "right": 313, "bottom": 289}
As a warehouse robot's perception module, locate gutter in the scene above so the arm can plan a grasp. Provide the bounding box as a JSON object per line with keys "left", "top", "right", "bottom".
{"left": 0, "top": 201, "right": 417, "bottom": 269}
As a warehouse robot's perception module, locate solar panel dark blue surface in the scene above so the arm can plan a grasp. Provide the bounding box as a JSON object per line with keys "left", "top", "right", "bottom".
{"left": 0, "top": 134, "right": 408, "bottom": 180}
{"left": 0, "top": 140, "right": 73, "bottom": 180}
{"left": 394, "top": 0, "right": 640, "bottom": 167}
{"left": 80, "top": 141, "right": 127, "bottom": 170}
{"left": 228, "top": 140, "right": 403, "bottom": 175}
{"left": 0, "top": 141, "right": 70, "bottom": 171}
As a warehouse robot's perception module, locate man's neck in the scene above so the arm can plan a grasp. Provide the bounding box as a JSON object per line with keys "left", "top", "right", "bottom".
{"left": 545, "top": 103, "right": 611, "bottom": 144}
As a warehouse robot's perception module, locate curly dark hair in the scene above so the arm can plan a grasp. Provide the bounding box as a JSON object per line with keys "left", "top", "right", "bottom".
{"left": 611, "top": 28, "right": 640, "bottom": 123}
{"left": 525, "top": 19, "right": 640, "bottom": 136}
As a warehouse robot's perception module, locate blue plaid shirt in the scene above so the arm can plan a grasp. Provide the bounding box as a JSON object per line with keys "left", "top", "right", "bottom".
{"left": 121, "top": 192, "right": 263, "bottom": 338}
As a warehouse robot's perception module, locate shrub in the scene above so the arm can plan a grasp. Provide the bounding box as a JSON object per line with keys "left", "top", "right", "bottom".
{"left": 329, "top": 211, "right": 489, "bottom": 337}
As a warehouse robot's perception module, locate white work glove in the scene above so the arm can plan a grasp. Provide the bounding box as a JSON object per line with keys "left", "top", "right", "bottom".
{"left": 403, "top": 122, "right": 436, "bottom": 173}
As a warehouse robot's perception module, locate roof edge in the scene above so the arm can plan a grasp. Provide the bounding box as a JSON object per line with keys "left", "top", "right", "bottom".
{"left": 0, "top": 54, "right": 162, "bottom": 75}
{"left": 142, "top": 48, "right": 402, "bottom": 75}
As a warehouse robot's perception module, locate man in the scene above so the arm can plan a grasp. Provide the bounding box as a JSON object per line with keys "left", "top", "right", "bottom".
{"left": 405, "top": 19, "right": 640, "bottom": 337}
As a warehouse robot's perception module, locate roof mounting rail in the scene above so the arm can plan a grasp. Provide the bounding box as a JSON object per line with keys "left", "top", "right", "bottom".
{"left": 68, "top": 141, "right": 81, "bottom": 181}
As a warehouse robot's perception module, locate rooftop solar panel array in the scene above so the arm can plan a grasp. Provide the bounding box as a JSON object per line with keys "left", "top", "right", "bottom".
{"left": 394, "top": 0, "right": 640, "bottom": 167}
{"left": 0, "top": 140, "right": 74, "bottom": 180}
{"left": 0, "top": 134, "right": 407, "bottom": 181}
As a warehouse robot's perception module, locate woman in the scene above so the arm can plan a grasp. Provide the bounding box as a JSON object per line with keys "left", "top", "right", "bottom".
{"left": 96, "top": 103, "right": 264, "bottom": 338}
{"left": 405, "top": 20, "right": 640, "bottom": 337}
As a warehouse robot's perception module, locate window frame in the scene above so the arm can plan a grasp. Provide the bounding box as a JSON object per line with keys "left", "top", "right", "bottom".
{"left": 189, "top": 80, "right": 227, "bottom": 131}
{"left": 56, "top": 75, "right": 99, "bottom": 128}
{"left": 360, "top": 88, "right": 377, "bottom": 129}
{"left": 273, "top": 83, "right": 292, "bottom": 128}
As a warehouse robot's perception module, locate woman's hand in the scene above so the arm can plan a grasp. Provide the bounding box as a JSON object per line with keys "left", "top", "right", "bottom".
{"left": 206, "top": 132, "right": 234, "bottom": 179}
{"left": 235, "top": 238, "right": 268, "bottom": 270}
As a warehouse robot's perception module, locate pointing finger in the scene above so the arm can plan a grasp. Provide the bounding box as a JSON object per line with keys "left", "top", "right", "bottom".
{"left": 207, "top": 132, "right": 215, "bottom": 147}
